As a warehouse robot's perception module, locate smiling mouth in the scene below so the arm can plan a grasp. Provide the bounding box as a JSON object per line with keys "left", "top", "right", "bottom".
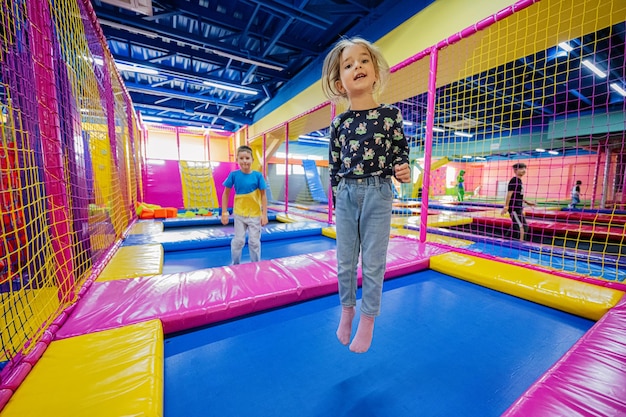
{"left": 354, "top": 73, "right": 366, "bottom": 80}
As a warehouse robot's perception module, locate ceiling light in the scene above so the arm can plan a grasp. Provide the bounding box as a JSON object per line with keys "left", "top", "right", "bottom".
{"left": 299, "top": 135, "right": 329, "bottom": 142}
{"left": 98, "top": 19, "right": 158, "bottom": 38}
{"left": 141, "top": 116, "right": 163, "bottom": 122}
{"left": 403, "top": 121, "right": 414, "bottom": 126}
{"left": 475, "top": 156, "right": 486, "bottom": 161}
{"left": 535, "top": 148, "right": 546, "bottom": 152}
{"left": 581, "top": 60, "right": 607, "bottom": 78}
{"left": 610, "top": 83, "right": 626, "bottom": 97}
{"left": 432, "top": 126, "right": 446, "bottom": 132}
{"left": 548, "top": 150, "right": 559, "bottom": 155}
{"left": 116, "top": 63, "right": 159, "bottom": 75}
{"left": 558, "top": 42, "right": 573, "bottom": 52}
{"left": 203, "top": 81, "right": 259, "bottom": 95}
{"left": 454, "top": 131, "right": 473, "bottom": 138}
{"left": 462, "top": 155, "right": 472, "bottom": 159}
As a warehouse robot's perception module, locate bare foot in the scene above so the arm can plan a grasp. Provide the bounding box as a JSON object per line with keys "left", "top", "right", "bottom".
{"left": 350, "top": 314, "right": 375, "bottom": 353}
{"left": 336, "top": 306, "right": 355, "bottom": 345}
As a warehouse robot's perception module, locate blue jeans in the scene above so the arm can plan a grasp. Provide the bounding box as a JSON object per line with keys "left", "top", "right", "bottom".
{"left": 335, "top": 176, "right": 393, "bottom": 316}
{"left": 231, "top": 215, "right": 262, "bottom": 264}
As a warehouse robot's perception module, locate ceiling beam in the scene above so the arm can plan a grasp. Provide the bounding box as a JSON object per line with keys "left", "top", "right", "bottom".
{"left": 95, "top": 10, "right": 287, "bottom": 71}
{"left": 124, "top": 82, "right": 247, "bottom": 108}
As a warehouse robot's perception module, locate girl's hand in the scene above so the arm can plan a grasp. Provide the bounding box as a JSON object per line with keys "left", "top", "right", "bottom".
{"left": 393, "top": 163, "right": 411, "bottom": 183}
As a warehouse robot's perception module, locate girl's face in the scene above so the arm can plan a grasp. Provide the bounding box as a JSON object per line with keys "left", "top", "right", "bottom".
{"left": 335, "top": 44, "right": 378, "bottom": 98}
{"left": 237, "top": 151, "right": 253, "bottom": 172}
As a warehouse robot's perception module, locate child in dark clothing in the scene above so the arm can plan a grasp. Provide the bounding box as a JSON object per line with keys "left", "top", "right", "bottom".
{"left": 501, "top": 163, "right": 535, "bottom": 241}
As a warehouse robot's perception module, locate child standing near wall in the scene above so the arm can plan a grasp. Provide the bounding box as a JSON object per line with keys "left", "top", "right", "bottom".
{"left": 569, "top": 180, "right": 582, "bottom": 209}
{"left": 322, "top": 37, "right": 411, "bottom": 353}
{"left": 221, "top": 145, "right": 268, "bottom": 264}
{"left": 457, "top": 170, "right": 466, "bottom": 202}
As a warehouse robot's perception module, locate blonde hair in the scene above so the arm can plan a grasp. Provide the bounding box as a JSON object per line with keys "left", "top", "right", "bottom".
{"left": 321, "top": 37, "right": 390, "bottom": 102}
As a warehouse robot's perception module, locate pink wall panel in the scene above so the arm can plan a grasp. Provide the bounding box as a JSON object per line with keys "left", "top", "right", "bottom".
{"left": 442, "top": 154, "right": 602, "bottom": 201}
{"left": 143, "top": 159, "right": 184, "bottom": 208}
{"left": 212, "top": 162, "right": 239, "bottom": 208}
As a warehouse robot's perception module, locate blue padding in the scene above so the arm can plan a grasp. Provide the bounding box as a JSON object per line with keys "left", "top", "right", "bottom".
{"left": 427, "top": 203, "right": 477, "bottom": 212}
{"left": 163, "top": 213, "right": 277, "bottom": 228}
{"left": 562, "top": 207, "right": 626, "bottom": 215}
{"left": 162, "top": 237, "right": 233, "bottom": 252}
{"left": 392, "top": 207, "right": 416, "bottom": 215}
{"left": 260, "top": 222, "right": 322, "bottom": 242}
{"left": 124, "top": 221, "right": 324, "bottom": 251}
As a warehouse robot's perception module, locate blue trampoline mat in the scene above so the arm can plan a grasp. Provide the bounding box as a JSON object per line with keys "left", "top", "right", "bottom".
{"left": 164, "top": 270, "right": 593, "bottom": 417}
{"left": 162, "top": 234, "right": 337, "bottom": 273}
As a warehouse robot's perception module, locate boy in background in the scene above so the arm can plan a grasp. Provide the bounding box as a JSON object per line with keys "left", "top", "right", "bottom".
{"left": 569, "top": 180, "right": 582, "bottom": 209}
{"left": 221, "top": 145, "right": 268, "bottom": 264}
{"left": 501, "top": 163, "right": 535, "bottom": 241}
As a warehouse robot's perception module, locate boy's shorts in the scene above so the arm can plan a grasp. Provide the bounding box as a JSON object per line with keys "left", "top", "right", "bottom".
{"left": 509, "top": 208, "right": 528, "bottom": 239}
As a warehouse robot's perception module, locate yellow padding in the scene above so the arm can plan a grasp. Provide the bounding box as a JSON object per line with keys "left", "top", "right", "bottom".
{"left": 322, "top": 226, "right": 336, "bottom": 239}
{"left": 390, "top": 229, "right": 474, "bottom": 247}
{"left": 2, "top": 320, "right": 164, "bottom": 417}
{"left": 391, "top": 214, "right": 472, "bottom": 228}
{"left": 97, "top": 244, "right": 163, "bottom": 281}
{"left": 275, "top": 213, "right": 299, "bottom": 223}
{"left": 129, "top": 220, "right": 164, "bottom": 235}
{"left": 430, "top": 252, "right": 624, "bottom": 321}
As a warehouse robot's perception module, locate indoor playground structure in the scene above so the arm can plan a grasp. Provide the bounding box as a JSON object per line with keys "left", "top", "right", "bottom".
{"left": 1, "top": 0, "right": 626, "bottom": 416}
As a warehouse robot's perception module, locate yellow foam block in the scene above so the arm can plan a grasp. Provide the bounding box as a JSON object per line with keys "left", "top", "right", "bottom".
{"left": 322, "top": 226, "right": 336, "bottom": 239}
{"left": 430, "top": 252, "right": 624, "bottom": 321}
{"left": 2, "top": 320, "right": 164, "bottom": 417}
{"left": 129, "top": 220, "right": 164, "bottom": 235}
{"left": 275, "top": 213, "right": 299, "bottom": 223}
{"left": 427, "top": 214, "right": 473, "bottom": 227}
{"left": 392, "top": 214, "right": 472, "bottom": 228}
{"left": 390, "top": 229, "right": 474, "bottom": 247}
{"left": 97, "top": 244, "right": 163, "bottom": 281}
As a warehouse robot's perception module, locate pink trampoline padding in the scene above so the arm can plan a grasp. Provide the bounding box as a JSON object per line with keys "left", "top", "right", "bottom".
{"left": 526, "top": 208, "right": 626, "bottom": 226}
{"left": 503, "top": 294, "right": 626, "bottom": 416}
{"left": 56, "top": 240, "right": 448, "bottom": 339}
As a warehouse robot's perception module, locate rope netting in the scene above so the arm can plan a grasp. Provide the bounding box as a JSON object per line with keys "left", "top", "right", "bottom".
{"left": 259, "top": 0, "right": 626, "bottom": 282}
{"left": 0, "top": 0, "right": 139, "bottom": 369}
{"left": 403, "top": 0, "right": 626, "bottom": 281}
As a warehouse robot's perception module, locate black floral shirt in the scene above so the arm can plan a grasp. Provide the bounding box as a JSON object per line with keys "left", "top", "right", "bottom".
{"left": 329, "top": 104, "right": 409, "bottom": 191}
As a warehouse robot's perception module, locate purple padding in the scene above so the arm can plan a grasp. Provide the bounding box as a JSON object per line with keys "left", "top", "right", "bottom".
{"left": 56, "top": 240, "right": 449, "bottom": 339}
{"left": 503, "top": 294, "right": 626, "bottom": 416}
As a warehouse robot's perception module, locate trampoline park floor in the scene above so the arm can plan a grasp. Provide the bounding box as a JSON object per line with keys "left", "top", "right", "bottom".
{"left": 164, "top": 269, "right": 593, "bottom": 417}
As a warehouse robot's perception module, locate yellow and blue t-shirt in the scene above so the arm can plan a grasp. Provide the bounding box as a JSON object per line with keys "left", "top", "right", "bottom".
{"left": 223, "top": 170, "right": 267, "bottom": 217}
